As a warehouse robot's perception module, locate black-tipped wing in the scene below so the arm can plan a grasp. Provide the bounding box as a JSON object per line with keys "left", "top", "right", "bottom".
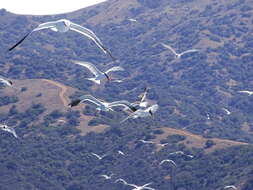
{"left": 9, "top": 32, "right": 31, "bottom": 51}
{"left": 69, "top": 22, "right": 116, "bottom": 61}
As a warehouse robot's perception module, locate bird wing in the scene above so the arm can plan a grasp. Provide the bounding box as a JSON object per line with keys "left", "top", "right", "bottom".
{"left": 180, "top": 49, "right": 199, "bottom": 56}
{"left": 115, "top": 178, "right": 128, "bottom": 185}
{"left": 33, "top": 21, "right": 58, "bottom": 32}
{"left": 69, "top": 22, "right": 116, "bottom": 60}
{"left": 105, "top": 66, "right": 124, "bottom": 74}
{"left": 9, "top": 21, "right": 57, "bottom": 51}
{"left": 120, "top": 112, "right": 138, "bottom": 123}
{"left": 161, "top": 43, "right": 177, "bottom": 55}
{"left": 108, "top": 100, "right": 134, "bottom": 109}
{"left": 79, "top": 95, "right": 105, "bottom": 107}
{"left": 8, "top": 32, "right": 32, "bottom": 51}
{"left": 140, "top": 89, "right": 148, "bottom": 103}
{"left": 144, "top": 187, "right": 155, "bottom": 190}
{"left": 72, "top": 60, "right": 102, "bottom": 77}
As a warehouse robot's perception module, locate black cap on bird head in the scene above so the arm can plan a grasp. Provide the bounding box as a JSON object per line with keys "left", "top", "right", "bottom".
{"left": 8, "top": 80, "right": 13, "bottom": 85}
{"left": 68, "top": 99, "right": 81, "bottom": 107}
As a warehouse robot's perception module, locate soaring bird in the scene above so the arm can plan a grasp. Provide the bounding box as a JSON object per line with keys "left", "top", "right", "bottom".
{"left": 161, "top": 43, "right": 199, "bottom": 59}
{"left": 157, "top": 143, "right": 169, "bottom": 147}
{"left": 117, "top": 150, "right": 125, "bottom": 156}
{"left": 9, "top": 19, "right": 115, "bottom": 60}
{"left": 100, "top": 174, "right": 114, "bottom": 180}
{"left": 91, "top": 153, "right": 108, "bottom": 160}
{"left": 139, "top": 140, "right": 155, "bottom": 144}
{"left": 120, "top": 104, "right": 159, "bottom": 123}
{"left": 169, "top": 151, "right": 194, "bottom": 158}
{"left": 224, "top": 185, "right": 237, "bottom": 189}
{"left": 222, "top": 108, "right": 231, "bottom": 115}
{"left": 0, "top": 124, "right": 18, "bottom": 138}
{"left": 68, "top": 94, "right": 137, "bottom": 112}
{"left": 115, "top": 179, "right": 155, "bottom": 190}
{"left": 159, "top": 159, "right": 177, "bottom": 167}
{"left": 72, "top": 60, "right": 124, "bottom": 84}
{"left": 238, "top": 90, "right": 253, "bottom": 96}
{"left": 128, "top": 18, "right": 138, "bottom": 22}
{"left": 0, "top": 77, "right": 13, "bottom": 87}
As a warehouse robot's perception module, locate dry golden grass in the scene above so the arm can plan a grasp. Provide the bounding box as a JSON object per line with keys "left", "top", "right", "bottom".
{"left": 0, "top": 79, "right": 109, "bottom": 135}
{"left": 153, "top": 127, "right": 248, "bottom": 153}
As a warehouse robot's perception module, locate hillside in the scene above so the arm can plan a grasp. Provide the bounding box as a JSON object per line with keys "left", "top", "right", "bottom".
{"left": 0, "top": 0, "right": 253, "bottom": 189}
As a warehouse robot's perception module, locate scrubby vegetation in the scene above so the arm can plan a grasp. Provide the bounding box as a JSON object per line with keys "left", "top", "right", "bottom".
{"left": 0, "top": 0, "right": 253, "bottom": 189}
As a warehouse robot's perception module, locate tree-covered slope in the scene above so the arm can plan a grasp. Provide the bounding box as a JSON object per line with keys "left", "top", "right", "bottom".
{"left": 0, "top": 0, "right": 253, "bottom": 189}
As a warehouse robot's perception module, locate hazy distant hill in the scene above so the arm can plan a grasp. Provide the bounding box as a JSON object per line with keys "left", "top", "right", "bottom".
{"left": 0, "top": 0, "right": 253, "bottom": 189}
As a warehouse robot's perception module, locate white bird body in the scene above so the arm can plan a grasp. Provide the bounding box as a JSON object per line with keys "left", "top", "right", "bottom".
{"left": 238, "top": 90, "right": 253, "bottom": 96}
{"left": 0, "top": 124, "right": 18, "bottom": 138}
{"left": 9, "top": 19, "right": 115, "bottom": 60}
{"left": 161, "top": 43, "right": 198, "bottom": 59}
{"left": 91, "top": 153, "right": 107, "bottom": 160}
{"left": 0, "top": 78, "right": 13, "bottom": 87}
{"left": 115, "top": 179, "right": 155, "bottom": 190}
{"left": 72, "top": 60, "right": 124, "bottom": 84}
{"left": 224, "top": 185, "right": 237, "bottom": 189}
{"left": 159, "top": 159, "right": 177, "bottom": 167}
{"left": 222, "top": 108, "right": 231, "bottom": 115}
{"left": 121, "top": 104, "right": 159, "bottom": 123}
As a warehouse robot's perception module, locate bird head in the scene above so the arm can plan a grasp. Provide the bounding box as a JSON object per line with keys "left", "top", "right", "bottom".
{"left": 68, "top": 99, "right": 81, "bottom": 107}
{"left": 8, "top": 80, "right": 13, "bottom": 85}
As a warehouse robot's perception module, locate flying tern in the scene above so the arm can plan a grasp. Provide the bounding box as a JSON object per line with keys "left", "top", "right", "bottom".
{"left": 0, "top": 78, "right": 13, "bottom": 87}
{"left": 222, "top": 108, "right": 231, "bottom": 115}
{"left": 128, "top": 18, "right": 138, "bottom": 22}
{"left": 100, "top": 174, "right": 114, "bottom": 180}
{"left": 238, "top": 90, "right": 253, "bottom": 96}
{"left": 0, "top": 124, "right": 18, "bottom": 138}
{"left": 117, "top": 150, "right": 125, "bottom": 156}
{"left": 91, "top": 153, "right": 108, "bottom": 160}
{"left": 72, "top": 60, "right": 124, "bottom": 84}
{"left": 224, "top": 185, "right": 237, "bottom": 189}
{"left": 139, "top": 140, "right": 155, "bottom": 144}
{"left": 115, "top": 179, "right": 155, "bottom": 190}
{"left": 161, "top": 43, "right": 199, "bottom": 59}
{"left": 169, "top": 151, "right": 194, "bottom": 158}
{"left": 9, "top": 19, "right": 115, "bottom": 60}
{"left": 159, "top": 159, "right": 177, "bottom": 167}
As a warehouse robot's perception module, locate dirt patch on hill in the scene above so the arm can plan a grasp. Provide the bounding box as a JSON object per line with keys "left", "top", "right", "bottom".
{"left": 0, "top": 79, "right": 109, "bottom": 135}
{"left": 154, "top": 127, "right": 248, "bottom": 153}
